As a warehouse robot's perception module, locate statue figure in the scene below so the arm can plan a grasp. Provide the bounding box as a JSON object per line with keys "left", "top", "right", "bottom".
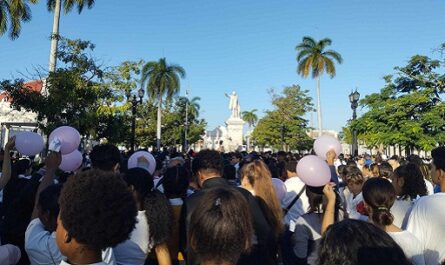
{"left": 225, "top": 91, "right": 240, "bottom": 118}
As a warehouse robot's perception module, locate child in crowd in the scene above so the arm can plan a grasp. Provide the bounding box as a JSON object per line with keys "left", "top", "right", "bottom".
{"left": 343, "top": 166, "right": 365, "bottom": 219}
{"left": 56, "top": 169, "right": 137, "bottom": 265}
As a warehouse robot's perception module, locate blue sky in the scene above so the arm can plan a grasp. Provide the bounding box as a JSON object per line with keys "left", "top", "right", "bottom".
{"left": 1, "top": 0, "right": 445, "bottom": 132}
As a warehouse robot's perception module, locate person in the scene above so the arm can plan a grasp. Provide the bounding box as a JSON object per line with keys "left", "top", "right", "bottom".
{"left": 89, "top": 144, "right": 121, "bottom": 172}
{"left": 318, "top": 219, "right": 412, "bottom": 265}
{"left": 160, "top": 165, "right": 190, "bottom": 264}
{"left": 292, "top": 184, "right": 343, "bottom": 265}
{"left": 56, "top": 169, "right": 137, "bottom": 265}
{"left": 362, "top": 178, "right": 425, "bottom": 265}
{"left": 343, "top": 166, "right": 365, "bottom": 219}
{"left": 390, "top": 163, "right": 428, "bottom": 228}
{"left": 114, "top": 168, "right": 173, "bottom": 265}
{"left": 189, "top": 187, "right": 253, "bottom": 265}
{"left": 406, "top": 155, "right": 435, "bottom": 195}
{"left": 240, "top": 160, "right": 284, "bottom": 240}
{"left": 222, "top": 164, "right": 238, "bottom": 186}
{"left": 407, "top": 146, "right": 445, "bottom": 265}
{"left": 180, "top": 150, "right": 276, "bottom": 265}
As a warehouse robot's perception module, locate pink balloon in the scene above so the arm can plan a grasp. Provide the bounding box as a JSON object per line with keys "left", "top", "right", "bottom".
{"left": 49, "top": 126, "right": 81, "bottom": 155}
{"left": 59, "top": 150, "right": 83, "bottom": 172}
{"left": 128, "top": 151, "right": 156, "bottom": 175}
{"left": 313, "top": 135, "right": 342, "bottom": 160}
{"left": 15, "top": 131, "right": 44, "bottom": 156}
{"left": 296, "top": 155, "right": 331, "bottom": 187}
{"left": 271, "top": 178, "right": 287, "bottom": 202}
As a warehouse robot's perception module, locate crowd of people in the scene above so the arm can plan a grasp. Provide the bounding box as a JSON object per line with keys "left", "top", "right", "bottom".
{"left": 0, "top": 135, "right": 444, "bottom": 265}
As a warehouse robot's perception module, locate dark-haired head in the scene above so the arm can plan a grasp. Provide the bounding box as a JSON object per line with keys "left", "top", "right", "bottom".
{"left": 319, "top": 219, "right": 412, "bottom": 265}
{"left": 362, "top": 178, "right": 395, "bottom": 228}
{"left": 189, "top": 187, "right": 253, "bottom": 265}
{"left": 57, "top": 169, "right": 137, "bottom": 257}
{"left": 345, "top": 166, "right": 365, "bottom": 196}
{"left": 38, "top": 184, "right": 62, "bottom": 232}
{"left": 13, "top": 158, "right": 32, "bottom": 176}
{"left": 378, "top": 162, "right": 393, "bottom": 179}
{"left": 192, "top": 150, "right": 224, "bottom": 184}
{"left": 222, "top": 164, "right": 237, "bottom": 181}
{"left": 90, "top": 144, "right": 121, "bottom": 172}
{"left": 392, "top": 163, "right": 427, "bottom": 200}
{"left": 163, "top": 165, "right": 189, "bottom": 199}
{"left": 431, "top": 146, "right": 445, "bottom": 188}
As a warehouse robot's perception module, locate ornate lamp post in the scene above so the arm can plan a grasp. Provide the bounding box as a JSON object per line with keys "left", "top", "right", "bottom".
{"left": 349, "top": 89, "right": 360, "bottom": 157}
{"left": 127, "top": 88, "right": 145, "bottom": 151}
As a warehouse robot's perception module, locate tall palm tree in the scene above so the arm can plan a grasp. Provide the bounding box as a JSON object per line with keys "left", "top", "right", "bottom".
{"left": 0, "top": 0, "right": 38, "bottom": 39}
{"left": 187, "top": 96, "right": 201, "bottom": 118}
{"left": 296, "top": 36, "right": 343, "bottom": 136}
{"left": 242, "top": 109, "right": 258, "bottom": 128}
{"left": 141, "top": 57, "right": 186, "bottom": 150}
{"left": 47, "top": 0, "right": 95, "bottom": 72}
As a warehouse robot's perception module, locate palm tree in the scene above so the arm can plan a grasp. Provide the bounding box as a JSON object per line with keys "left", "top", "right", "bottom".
{"left": 188, "top": 96, "right": 201, "bottom": 118}
{"left": 0, "top": 0, "right": 38, "bottom": 39}
{"left": 296, "top": 36, "right": 343, "bottom": 136}
{"left": 141, "top": 57, "right": 186, "bottom": 150}
{"left": 47, "top": 0, "right": 95, "bottom": 72}
{"left": 242, "top": 109, "right": 258, "bottom": 128}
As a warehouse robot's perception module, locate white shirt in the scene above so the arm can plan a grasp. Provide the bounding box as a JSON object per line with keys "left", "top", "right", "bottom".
{"left": 25, "top": 218, "right": 63, "bottom": 265}
{"left": 388, "top": 230, "right": 425, "bottom": 265}
{"left": 0, "top": 244, "right": 21, "bottom": 265}
{"left": 345, "top": 192, "right": 363, "bottom": 220}
{"left": 113, "top": 211, "right": 151, "bottom": 265}
{"left": 282, "top": 177, "right": 309, "bottom": 225}
{"left": 292, "top": 212, "right": 322, "bottom": 265}
{"left": 425, "top": 179, "right": 434, "bottom": 195}
{"left": 60, "top": 260, "right": 107, "bottom": 265}
{"left": 25, "top": 218, "right": 115, "bottom": 265}
{"left": 391, "top": 198, "right": 414, "bottom": 229}
{"left": 407, "top": 193, "right": 445, "bottom": 265}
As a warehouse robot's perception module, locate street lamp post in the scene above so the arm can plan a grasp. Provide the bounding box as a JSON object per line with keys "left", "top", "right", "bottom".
{"left": 127, "top": 88, "right": 145, "bottom": 152}
{"left": 184, "top": 89, "right": 190, "bottom": 152}
{"left": 349, "top": 89, "right": 360, "bottom": 157}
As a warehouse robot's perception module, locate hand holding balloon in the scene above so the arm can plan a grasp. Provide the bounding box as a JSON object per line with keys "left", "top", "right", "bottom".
{"left": 314, "top": 136, "right": 342, "bottom": 160}
{"left": 296, "top": 155, "right": 331, "bottom": 187}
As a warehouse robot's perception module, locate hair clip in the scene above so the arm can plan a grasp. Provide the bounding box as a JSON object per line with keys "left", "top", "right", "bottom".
{"left": 215, "top": 198, "right": 221, "bottom": 207}
{"left": 377, "top": 206, "right": 388, "bottom": 211}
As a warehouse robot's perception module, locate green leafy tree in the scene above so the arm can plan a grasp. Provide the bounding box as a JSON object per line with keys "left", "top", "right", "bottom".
{"left": 296, "top": 36, "right": 343, "bottom": 136}
{"left": 350, "top": 54, "right": 445, "bottom": 153}
{"left": 141, "top": 57, "right": 186, "bottom": 150}
{"left": 0, "top": 0, "right": 38, "bottom": 39}
{"left": 242, "top": 109, "right": 258, "bottom": 128}
{"left": 251, "top": 85, "right": 314, "bottom": 151}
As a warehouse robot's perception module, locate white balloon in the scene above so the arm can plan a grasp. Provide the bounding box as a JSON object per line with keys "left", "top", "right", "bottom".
{"left": 313, "top": 135, "right": 342, "bottom": 160}
{"left": 15, "top": 132, "right": 44, "bottom": 156}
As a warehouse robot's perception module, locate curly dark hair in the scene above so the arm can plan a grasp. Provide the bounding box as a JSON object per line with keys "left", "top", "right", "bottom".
{"left": 38, "top": 184, "right": 62, "bottom": 218}
{"left": 393, "top": 163, "right": 427, "bottom": 200}
{"left": 90, "top": 144, "right": 121, "bottom": 171}
{"left": 189, "top": 187, "right": 253, "bottom": 265}
{"left": 362, "top": 178, "right": 396, "bottom": 227}
{"left": 59, "top": 169, "right": 137, "bottom": 250}
{"left": 319, "top": 219, "right": 411, "bottom": 265}
{"left": 123, "top": 168, "right": 173, "bottom": 246}
{"left": 192, "top": 150, "right": 223, "bottom": 176}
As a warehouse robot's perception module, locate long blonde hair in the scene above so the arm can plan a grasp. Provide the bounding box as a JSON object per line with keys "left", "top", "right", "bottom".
{"left": 240, "top": 160, "right": 284, "bottom": 237}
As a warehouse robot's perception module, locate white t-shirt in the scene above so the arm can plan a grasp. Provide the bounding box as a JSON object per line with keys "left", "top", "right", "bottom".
{"left": 282, "top": 177, "right": 309, "bottom": 225}
{"left": 391, "top": 198, "right": 414, "bottom": 229}
{"left": 60, "top": 260, "right": 107, "bottom": 265}
{"left": 345, "top": 192, "right": 364, "bottom": 220}
{"left": 425, "top": 179, "right": 434, "bottom": 195}
{"left": 407, "top": 193, "right": 445, "bottom": 265}
{"left": 0, "top": 244, "right": 21, "bottom": 265}
{"left": 25, "top": 218, "right": 63, "bottom": 265}
{"left": 113, "top": 211, "right": 151, "bottom": 265}
{"left": 25, "top": 218, "right": 115, "bottom": 265}
{"left": 388, "top": 230, "right": 425, "bottom": 265}
{"left": 292, "top": 212, "right": 322, "bottom": 265}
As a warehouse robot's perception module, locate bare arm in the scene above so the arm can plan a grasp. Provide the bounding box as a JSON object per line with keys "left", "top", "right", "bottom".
{"left": 31, "top": 152, "right": 61, "bottom": 219}
{"left": 0, "top": 137, "right": 16, "bottom": 190}
{"left": 154, "top": 243, "right": 172, "bottom": 265}
{"left": 321, "top": 183, "right": 336, "bottom": 235}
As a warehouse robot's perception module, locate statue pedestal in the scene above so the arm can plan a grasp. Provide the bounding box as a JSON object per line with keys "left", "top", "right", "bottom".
{"left": 225, "top": 117, "right": 244, "bottom": 152}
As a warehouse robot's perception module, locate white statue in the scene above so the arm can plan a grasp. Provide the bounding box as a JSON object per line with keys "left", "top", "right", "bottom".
{"left": 225, "top": 91, "right": 240, "bottom": 118}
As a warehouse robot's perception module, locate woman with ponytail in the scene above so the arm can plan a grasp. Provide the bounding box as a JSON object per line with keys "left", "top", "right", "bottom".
{"left": 362, "top": 178, "right": 425, "bottom": 265}
{"left": 240, "top": 160, "right": 284, "bottom": 240}
{"left": 114, "top": 168, "right": 173, "bottom": 265}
